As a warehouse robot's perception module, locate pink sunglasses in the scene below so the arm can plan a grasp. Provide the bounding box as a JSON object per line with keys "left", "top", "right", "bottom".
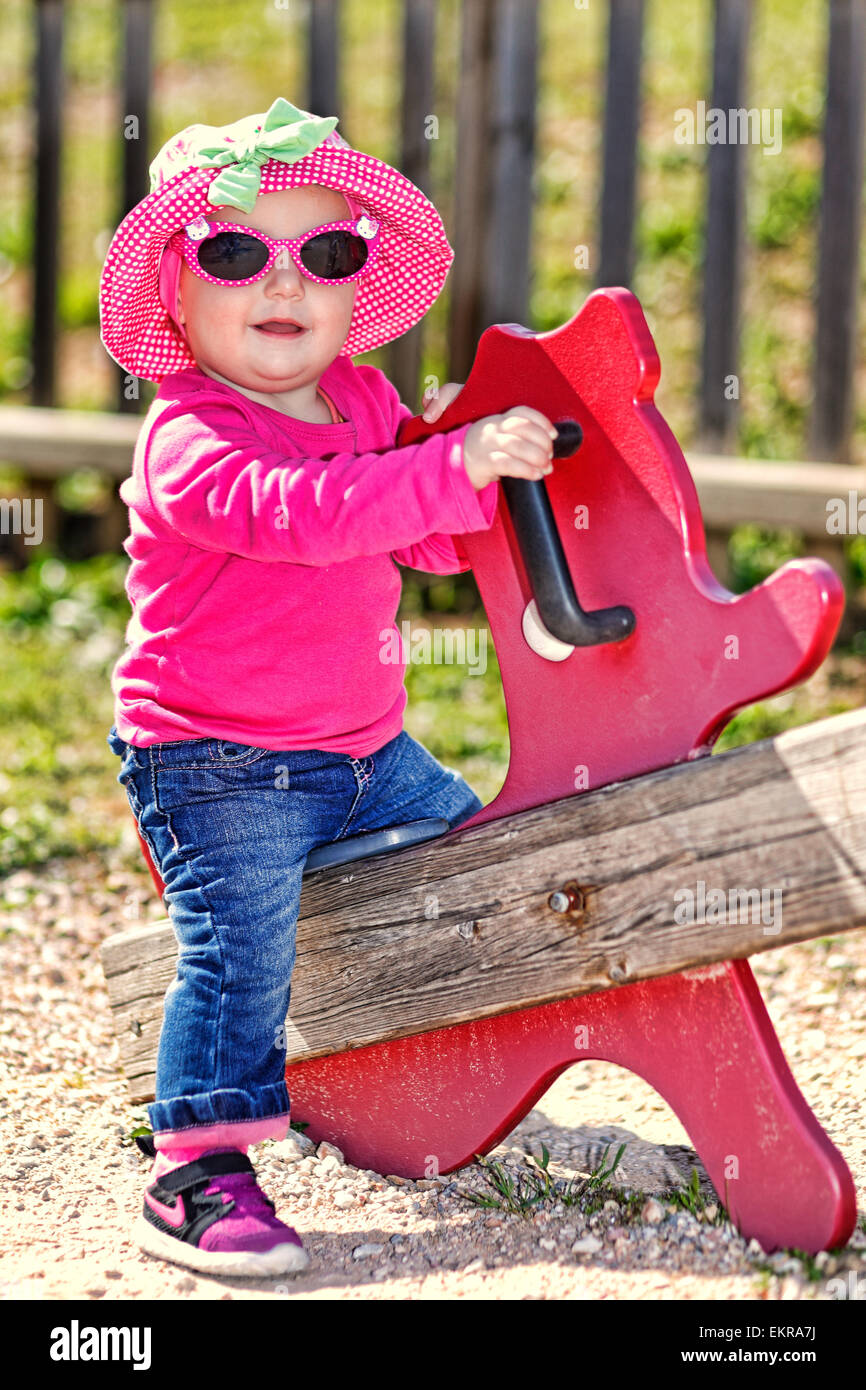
{"left": 170, "top": 213, "right": 382, "bottom": 288}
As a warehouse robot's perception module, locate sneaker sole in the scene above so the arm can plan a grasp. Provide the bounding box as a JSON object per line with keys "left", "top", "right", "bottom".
{"left": 133, "top": 1215, "right": 310, "bottom": 1277}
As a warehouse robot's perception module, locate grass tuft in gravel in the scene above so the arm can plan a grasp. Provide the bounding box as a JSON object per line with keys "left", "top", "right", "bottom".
{"left": 458, "top": 1141, "right": 627, "bottom": 1218}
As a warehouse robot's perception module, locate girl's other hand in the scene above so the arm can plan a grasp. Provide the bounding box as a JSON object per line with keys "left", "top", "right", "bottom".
{"left": 422, "top": 381, "right": 464, "bottom": 422}
{"left": 463, "top": 406, "right": 557, "bottom": 491}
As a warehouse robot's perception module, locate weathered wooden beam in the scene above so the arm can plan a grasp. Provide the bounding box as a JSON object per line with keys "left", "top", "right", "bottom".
{"left": 31, "top": 0, "right": 64, "bottom": 407}
{"left": 0, "top": 406, "right": 141, "bottom": 474}
{"left": 810, "top": 0, "right": 866, "bottom": 462}
{"left": 101, "top": 708, "right": 866, "bottom": 1104}
{"left": 699, "top": 0, "right": 751, "bottom": 451}
{"left": 448, "top": 0, "right": 496, "bottom": 382}
{"left": 386, "top": 0, "right": 437, "bottom": 410}
{"left": 116, "top": 0, "right": 155, "bottom": 415}
{"left": 481, "top": 0, "right": 539, "bottom": 329}
{"left": 1, "top": 404, "right": 861, "bottom": 543}
{"left": 689, "top": 454, "right": 866, "bottom": 537}
{"left": 307, "top": 0, "right": 342, "bottom": 126}
{"left": 597, "top": 0, "right": 645, "bottom": 288}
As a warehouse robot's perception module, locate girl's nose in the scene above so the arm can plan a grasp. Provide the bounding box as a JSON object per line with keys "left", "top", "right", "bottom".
{"left": 264, "top": 251, "right": 305, "bottom": 294}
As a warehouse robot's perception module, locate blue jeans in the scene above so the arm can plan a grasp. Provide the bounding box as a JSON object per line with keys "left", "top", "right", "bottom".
{"left": 106, "top": 726, "right": 482, "bottom": 1141}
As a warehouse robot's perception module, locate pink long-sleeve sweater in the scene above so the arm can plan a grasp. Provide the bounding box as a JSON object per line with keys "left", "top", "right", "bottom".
{"left": 111, "top": 356, "right": 499, "bottom": 754}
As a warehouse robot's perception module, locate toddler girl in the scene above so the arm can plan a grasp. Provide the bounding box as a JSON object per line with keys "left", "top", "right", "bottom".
{"left": 99, "top": 97, "right": 555, "bottom": 1278}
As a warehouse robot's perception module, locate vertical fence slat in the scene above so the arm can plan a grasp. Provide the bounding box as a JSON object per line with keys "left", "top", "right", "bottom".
{"left": 597, "top": 0, "right": 645, "bottom": 289}
{"left": 481, "top": 0, "right": 538, "bottom": 331}
{"left": 116, "top": 0, "right": 154, "bottom": 414}
{"left": 387, "top": 0, "right": 437, "bottom": 408}
{"left": 308, "top": 0, "right": 342, "bottom": 124}
{"left": 31, "top": 0, "right": 64, "bottom": 408}
{"left": 810, "top": 0, "right": 866, "bottom": 463}
{"left": 699, "top": 0, "right": 751, "bottom": 452}
{"left": 448, "top": 0, "right": 496, "bottom": 383}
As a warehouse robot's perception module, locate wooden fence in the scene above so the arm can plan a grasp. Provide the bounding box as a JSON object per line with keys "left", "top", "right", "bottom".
{"left": 2, "top": 0, "right": 866, "bottom": 595}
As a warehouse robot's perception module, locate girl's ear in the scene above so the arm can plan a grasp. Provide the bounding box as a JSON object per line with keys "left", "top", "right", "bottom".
{"left": 159, "top": 244, "right": 187, "bottom": 333}
{"left": 176, "top": 264, "right": 188, "bottom": 329}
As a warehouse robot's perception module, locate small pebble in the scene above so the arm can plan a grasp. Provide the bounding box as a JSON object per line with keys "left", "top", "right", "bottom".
{"left": 286, "top": 1130, "right": 317, "bottom": 1157}
{"left": 314, "top": 1156, "right": 340, "bottom": 1176}
{"left": 316, "top": 1141, "right": 344, "bottom": 1165}
{"left": 571, "top": 1235, "right": 603, "bottom": 1255}
{"left": 641, "top": 1198, "right": 665, "bottom": 1225}
{"left": 271, "top": 1136, "right": 306, "bottom": 1164}
{"left": 352, "top": 1243, "right": 385, "bottom": 1260}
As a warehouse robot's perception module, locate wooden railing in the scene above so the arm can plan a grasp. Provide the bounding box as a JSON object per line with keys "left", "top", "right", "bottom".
{"left": 1, "top": 406, "right": 862, "bottom": 629}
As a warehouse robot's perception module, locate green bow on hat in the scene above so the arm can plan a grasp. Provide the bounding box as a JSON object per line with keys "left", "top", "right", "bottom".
{"left": 181, "top": 98, "right": 339, "bottom": 214}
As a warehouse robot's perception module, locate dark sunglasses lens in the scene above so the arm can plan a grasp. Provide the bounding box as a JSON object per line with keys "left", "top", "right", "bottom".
{"left": 197, "top": 232, "right": 269, "bottom": 281}
{"left": 301, "top": 230, "right": 368, "bottom": 280}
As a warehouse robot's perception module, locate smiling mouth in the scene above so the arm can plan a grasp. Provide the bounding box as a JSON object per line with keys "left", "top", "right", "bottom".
{"left": 253, "top": 320, "right": 306, "bottom": 336}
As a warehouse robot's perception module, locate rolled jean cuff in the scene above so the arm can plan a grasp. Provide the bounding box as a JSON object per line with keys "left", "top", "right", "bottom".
{"left": 147, "top": 1083, "right": 291, "bottom": 1136}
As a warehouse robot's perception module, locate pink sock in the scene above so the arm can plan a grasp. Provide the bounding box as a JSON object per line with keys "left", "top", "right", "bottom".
{"left": 153, "top": 1143, "right": 248, "bottom": 1174}
{"left": 149, "top": 1115, "right": 291, "bottom": 1172}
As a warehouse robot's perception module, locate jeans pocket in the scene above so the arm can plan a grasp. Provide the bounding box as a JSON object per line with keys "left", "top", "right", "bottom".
{"left": 154, "top": 749, "right": 271, "bottom": 815}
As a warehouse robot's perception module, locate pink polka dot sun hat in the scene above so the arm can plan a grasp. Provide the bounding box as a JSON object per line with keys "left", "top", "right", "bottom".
{"left": 99, "top": 97, "right": 455, "bottom": 383}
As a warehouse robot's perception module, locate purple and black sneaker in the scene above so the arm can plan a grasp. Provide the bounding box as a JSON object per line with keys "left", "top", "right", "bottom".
{"left": 133, "top": 1135, "right": 309, "bottom": 1277}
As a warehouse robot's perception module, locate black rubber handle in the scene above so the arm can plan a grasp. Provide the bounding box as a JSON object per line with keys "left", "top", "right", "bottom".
{"left": 500, "top": 418, "right": 635, "bottom": 648}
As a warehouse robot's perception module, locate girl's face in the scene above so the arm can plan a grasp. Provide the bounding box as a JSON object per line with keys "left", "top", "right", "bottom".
{"left": 176, "top": 184, "right": 357, "bottom": 393}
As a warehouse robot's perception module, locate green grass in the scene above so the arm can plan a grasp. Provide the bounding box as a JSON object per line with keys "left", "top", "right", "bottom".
{"left": 0, "top": 554, "right": 131, "bottom": 874}
{"left": 0, "top": 546, "right": 862, "bottom": 876}
{"left": 459, "top": 1144, "right": 733, "bottom": 1230}
{"left": 457, "top": 1141, "right": 628, "bottom": 1218}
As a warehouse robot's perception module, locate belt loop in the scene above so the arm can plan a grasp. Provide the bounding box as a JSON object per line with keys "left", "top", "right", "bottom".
{"left": 349, "top": 755, "right": 373, "bottom": 789}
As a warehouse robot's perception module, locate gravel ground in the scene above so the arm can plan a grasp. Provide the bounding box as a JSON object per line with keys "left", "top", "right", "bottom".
{"left": 1, "top": 846, "right": 865, "bottom": 1303}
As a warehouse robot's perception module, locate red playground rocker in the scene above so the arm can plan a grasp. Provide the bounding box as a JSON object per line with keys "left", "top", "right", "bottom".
{"left": 104, "top": 288, "right": 864, "bottom": 1255}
